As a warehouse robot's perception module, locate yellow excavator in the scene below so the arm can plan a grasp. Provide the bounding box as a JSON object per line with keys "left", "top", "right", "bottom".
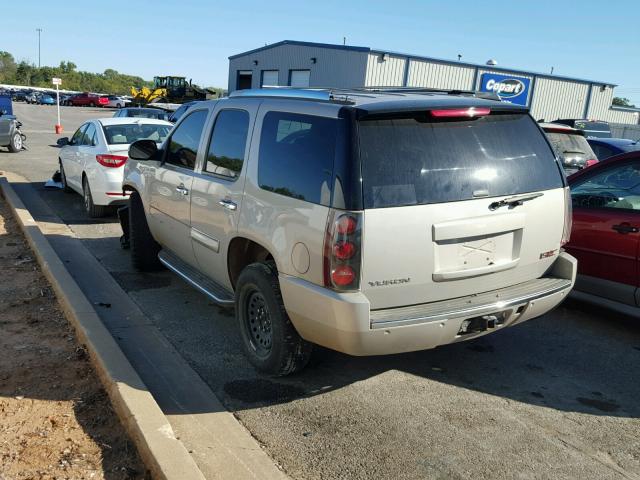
{"left": 131, "top": 76, "right": 217, "bottom": 105}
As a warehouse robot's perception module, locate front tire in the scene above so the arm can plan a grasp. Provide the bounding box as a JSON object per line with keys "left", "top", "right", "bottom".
{"left": 82, "top": 176, "right": 107, "bottom": 218}
{"left": 128, "top": 192, "right": 161, "bottom": 271}
{"left": 236, "top": 262, "right": 312, "bottom": 376}
{"left": 8, "top": 132, "right": 22, "bottom": 152}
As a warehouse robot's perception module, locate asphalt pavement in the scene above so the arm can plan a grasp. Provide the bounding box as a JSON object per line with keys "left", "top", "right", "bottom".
{"left": 2, "top": 102, "right": 640, "bottom": 480}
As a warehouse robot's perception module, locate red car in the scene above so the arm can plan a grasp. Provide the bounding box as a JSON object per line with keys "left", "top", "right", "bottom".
{"left": 70, "top": 92, "right": 108, "bottom": 107}
{"left": 566, "top": 151, "right": 640, "bottom": 314}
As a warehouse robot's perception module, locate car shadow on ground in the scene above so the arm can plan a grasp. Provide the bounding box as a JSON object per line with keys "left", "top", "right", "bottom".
{"left": 28, "top": 179, "right": 640, "bottom": 422}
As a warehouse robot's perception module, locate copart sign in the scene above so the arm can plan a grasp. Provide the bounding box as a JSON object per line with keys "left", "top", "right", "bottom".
{"left": 480, "top": 73, "right": 531, "bottom": 106}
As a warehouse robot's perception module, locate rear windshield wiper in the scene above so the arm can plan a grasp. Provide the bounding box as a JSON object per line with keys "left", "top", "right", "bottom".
{"left": 489, "top": 192, "right": 544, "bottom": 211}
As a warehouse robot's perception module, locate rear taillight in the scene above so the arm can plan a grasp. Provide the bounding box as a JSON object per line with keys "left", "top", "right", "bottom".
{"left": 561, "top": 186, "right": 572, "bottom": 246}
{"left": 324, "top": 210, "right": 362, "bottom": 291}
{"left": 99, "top": 97, "right": 108, "bottom": 104}
{"left": 430, "top": 107, "right": 490, "bottom": 118}
{"left": 586, "top": 158, "right": 599, "bottom": 167}
{"left": 96, "top": 154, "right": 128, "bottom": 168}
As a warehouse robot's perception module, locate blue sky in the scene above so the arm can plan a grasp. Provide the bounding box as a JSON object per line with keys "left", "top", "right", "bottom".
{"left": 4, "top": 0, "right": 640, "bottom": 104}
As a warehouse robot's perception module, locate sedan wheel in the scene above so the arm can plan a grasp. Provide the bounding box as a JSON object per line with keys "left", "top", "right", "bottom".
{"left": 8, "top": 132, "right": 22, "bottom": 153}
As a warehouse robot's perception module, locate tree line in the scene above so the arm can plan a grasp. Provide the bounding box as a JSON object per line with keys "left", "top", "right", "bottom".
{"left": 0, "top": 51, "right": 152, "bottom": 94}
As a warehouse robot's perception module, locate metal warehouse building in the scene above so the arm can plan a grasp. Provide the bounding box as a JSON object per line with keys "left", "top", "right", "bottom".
{"left": 229, "top": 40, "right": 640, "bottom": 126}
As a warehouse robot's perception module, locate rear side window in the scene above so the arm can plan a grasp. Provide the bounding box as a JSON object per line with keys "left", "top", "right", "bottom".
{"left": 204, "top": 109, "right": 250, "bottom": 179}
{"left": 165, "top": 109, "right": 208, "bottom": 170}
{"left": 358, "top": 113, "right": 563, "bottom": 208}
{"left": 258, "top": 111, "right": 337, "bottom": 205}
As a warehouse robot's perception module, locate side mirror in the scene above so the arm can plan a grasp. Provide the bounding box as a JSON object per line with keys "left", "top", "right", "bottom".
{"left": 129, "top": 139, "right": 159, "bottom": 161}
{"left": 56, "top": 137, "right": 69, "bottom": 147}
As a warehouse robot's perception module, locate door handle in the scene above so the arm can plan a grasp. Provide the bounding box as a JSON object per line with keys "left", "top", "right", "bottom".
{"left": 175, "top": 184, "right": 189, "bottom": 196}
{"left": 612, "top": 223, "right": 639, "bottom": 234}
{"left": 218, "top": 199, "right": 237, "bottom": 211}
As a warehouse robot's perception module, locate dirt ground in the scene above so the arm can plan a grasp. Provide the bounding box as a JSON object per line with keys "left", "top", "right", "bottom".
{"left": 0, "top": 196, "right": 148, "bottom": 480}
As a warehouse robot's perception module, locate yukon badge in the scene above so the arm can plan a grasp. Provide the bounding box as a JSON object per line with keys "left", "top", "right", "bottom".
{"left": 368, "top": 278, "right": 411, "bottom": 287}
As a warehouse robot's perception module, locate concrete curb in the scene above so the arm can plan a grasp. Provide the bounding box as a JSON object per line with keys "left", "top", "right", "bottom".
{"left": 0, "top": 176, "right": 207, "bottom": 480}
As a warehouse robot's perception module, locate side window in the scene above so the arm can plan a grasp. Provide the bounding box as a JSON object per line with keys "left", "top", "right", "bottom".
{"left": 70, "top": 124, "right": 87, "bottom": 145}
{"left": 165, "top": 109, "right": 209, "bottom": 170}
{"left": 571, "top": 162, "right": 640, "bottom": 210}
{"left": 82, "top": 124, "right": 96, "bottom": 146}
{"left": 258, "top": 111, "right": 337, "bottom": 205}
{"left": 204, "top": 110, "right": 250, "bottom": 179}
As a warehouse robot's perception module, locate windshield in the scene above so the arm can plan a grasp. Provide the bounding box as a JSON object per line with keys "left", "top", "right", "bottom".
{"left": 358, "top": 112, "right": 564, "bottom": 208}
{"left": 103, "top": 124, "right": 170, "bottom": 145}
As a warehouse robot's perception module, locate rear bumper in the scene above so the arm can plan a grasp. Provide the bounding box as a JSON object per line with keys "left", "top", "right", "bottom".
{"left": 280, "top": 252, "right": 577, "bottom": 356}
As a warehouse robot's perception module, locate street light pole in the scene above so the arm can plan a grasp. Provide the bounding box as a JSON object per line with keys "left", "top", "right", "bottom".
{"left": 36, "top": 28, "right": 42, "bottom": 68}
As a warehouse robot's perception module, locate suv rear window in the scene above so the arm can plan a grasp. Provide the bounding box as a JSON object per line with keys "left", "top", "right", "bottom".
{"left": 358, "top": 113, "right": 563, "bottom": 208}
{"left": 546, "top": 132, "right": 596, "bottom": 161}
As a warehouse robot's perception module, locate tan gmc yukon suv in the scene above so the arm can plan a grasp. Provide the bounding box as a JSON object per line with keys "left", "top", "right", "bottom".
{"left": 121, "top": 87, "right": 577, "bottom": 375}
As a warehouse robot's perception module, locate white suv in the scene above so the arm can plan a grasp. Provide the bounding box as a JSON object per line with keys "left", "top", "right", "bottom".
{"left": 121, "top": 88, "right": 577, "bottom": 375}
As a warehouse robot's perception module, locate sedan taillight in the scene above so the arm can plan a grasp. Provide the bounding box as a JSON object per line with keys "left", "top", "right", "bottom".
{"left": 96, "top": 154, "right": 127, "bottom": 168}
{"left": 323, "top": 210, "right": 362, "bottom": 291}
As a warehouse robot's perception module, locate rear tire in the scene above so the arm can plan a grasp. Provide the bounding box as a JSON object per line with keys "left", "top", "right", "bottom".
{"left": 129, "top": 192, "right": 162, "bottom": 271}
{"left": 59, "top": 161, "right": 72, "bottom": 193}
{"left": 8, "top": 132, "right": 22, "bottom": 153}
{"left": 82, "top": 176, "right": 108, "bottom": 218}
{"left": 236, "top": 262, "right": 313, "bottom": 376}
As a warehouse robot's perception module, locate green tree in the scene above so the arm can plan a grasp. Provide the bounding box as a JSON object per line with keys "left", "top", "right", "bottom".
{"left": 613, "top": 97, "right": 636, "bottom": 108}
{"left": 0, "top": 51, "right": 17, "bottom": 83}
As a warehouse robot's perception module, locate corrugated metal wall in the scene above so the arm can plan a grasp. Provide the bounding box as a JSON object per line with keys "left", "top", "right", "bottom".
{"left": 229, "top": 44, "right": 639, "bottom": 125}
{"left": 364, "top": 53, "right": 406, "bottom": 86}
{"left": 228, "top": 44, "right": 368, "bottom": 91}
{"left": 529, "top": 78, "right": 588, "bottom": 121}
{"left": 587, "top": 85, "right": 640, "bottom": 124}
{"left": 407, "top": 60, "right": 474, "bottom": 89}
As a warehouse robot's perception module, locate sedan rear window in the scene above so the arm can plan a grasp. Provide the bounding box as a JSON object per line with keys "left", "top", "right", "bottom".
{"left": 103, "top": 124, "right": 171, "bottom": 145}
{"left": 358, "top": 113, "right": 563, "bottom": 208}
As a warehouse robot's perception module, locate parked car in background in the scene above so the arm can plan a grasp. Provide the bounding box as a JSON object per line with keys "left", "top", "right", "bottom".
{"left": 122, "top": 88, "right": 576, "bottom": 375}
{"left": 61, "top": 94, "right": 77, "bottom": 106}
{"left": 113, "top": 107, "right": 170, "bottom": 121}
{"left": 70, "top": 92, "right": 108, "bottom": 107}
{"left": 587, "top": 137, "right": 640, "bottom": 161}
{"left": 541, "top": 122, "right": 598, "bottom": 175}
{"left": 168, "top": 101, "right": 200, "bottom": 123}
{"left": 104, "top": 95, "right": 127, "bottom": 108}
{"left": 566, "top": 150, "right": 640, "bottom": 315}
{"left": 57, "top": 118, "right": 172, "bottom": 217}
{"left": 38, "top": 94, "right": 56, "bottom": 105}
{"left": 12, "top": 91, "right": 27, "bottom": 102}
{"left": 0, "top": 96, "right": 25, "bottom": 153}
{"left": 554, "top": 119, "right": 611, "bottom": 138}
{"left": 24, "top": 92, "right": 39, "bottom": 104}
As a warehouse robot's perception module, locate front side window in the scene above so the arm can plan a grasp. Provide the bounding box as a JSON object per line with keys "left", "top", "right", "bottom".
{"left": 258, "top": 111, "right": 337, "bottom": 205}
{"left": 571, "top": 162, "right": 640, "bottom": 210}
{"left": 70, "top": 124, "right": 87, "bottom": 145}
{"left": 204, "top": 110, "right": 250, "bottom": 179}
{"left": 165, "top": 109, "right": 208, "bottom": 170}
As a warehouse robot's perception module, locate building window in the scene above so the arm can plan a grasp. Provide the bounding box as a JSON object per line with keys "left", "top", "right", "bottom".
{"left": 237, "top": 70, "right": 253, "bottom": 90}
{"left": 289, "top": 70, "right": 311, "bottom": 88}
{"left": 261, "top": 70, "right": 279, "bottom": 87}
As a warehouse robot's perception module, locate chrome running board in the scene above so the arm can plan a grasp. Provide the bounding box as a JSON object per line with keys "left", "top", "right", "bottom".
{"left": 158, "top": 250, "right": 234, "bottom": 307}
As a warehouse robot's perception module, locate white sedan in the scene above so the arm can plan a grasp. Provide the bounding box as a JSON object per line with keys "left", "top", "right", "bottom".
{"left": 58, "top": 117, "right": 172, "bottom": 217}
{"left": 104, "top": 95, "right": 128, "bottom": 108}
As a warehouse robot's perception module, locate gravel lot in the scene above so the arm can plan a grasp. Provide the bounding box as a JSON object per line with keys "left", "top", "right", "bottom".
{"left": 2, "top": 102, "right": 640, "bottom": 480}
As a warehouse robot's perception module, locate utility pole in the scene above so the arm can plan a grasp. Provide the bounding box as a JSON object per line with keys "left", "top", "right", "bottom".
{"left": 36, "top": 28, "right": 42, "bottom": 68}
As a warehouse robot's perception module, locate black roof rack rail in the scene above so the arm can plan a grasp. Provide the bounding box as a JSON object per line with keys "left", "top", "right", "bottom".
{"left": 355, "top": 86, "right": 502, "bottom": 101}
{"left": 228, "top": 87, "right": 359, "bottom": 104}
